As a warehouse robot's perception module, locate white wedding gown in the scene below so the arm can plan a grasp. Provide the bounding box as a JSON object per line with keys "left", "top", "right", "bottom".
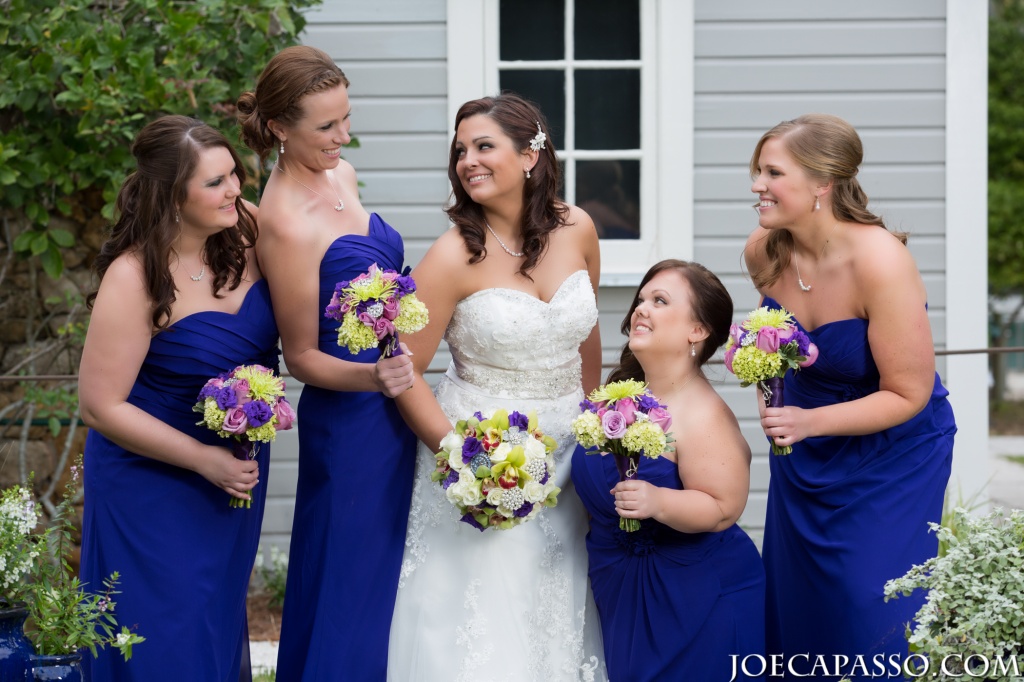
{"left": 388, "top": 269, "right": 607, "bottom": 682}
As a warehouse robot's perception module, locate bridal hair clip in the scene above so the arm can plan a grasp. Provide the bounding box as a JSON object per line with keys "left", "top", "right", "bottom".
{"left": 529, "top": 122, "right": 547, "bottom": 151}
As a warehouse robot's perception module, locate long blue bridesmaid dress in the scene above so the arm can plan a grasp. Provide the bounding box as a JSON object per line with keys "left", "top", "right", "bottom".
{"left": 571, "top": 450, "right": 766, "bottom": 681}
{"left": 760, "top": 296, "right": 955, "bottom": 677}
{"left": 80, "top": 278, "right": 279, "bottom": 681}
{"left": 275, "top": 213, "right": 417, "bottom": 680}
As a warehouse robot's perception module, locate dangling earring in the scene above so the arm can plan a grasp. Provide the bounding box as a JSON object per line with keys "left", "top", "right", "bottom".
{"left": 690, "top": 343, "right": 696, "bottom": 357}
{"left": 525, "top": 169, "right": 531, "bottom": 179}
{"left": 174, "top": 211, "right": 180, "bottom": 224}
{"left": 279, "top": 140, "right": 285, "bottom": 155}
{"left": 814, "top": 196, "right": 820, "bottom": 211}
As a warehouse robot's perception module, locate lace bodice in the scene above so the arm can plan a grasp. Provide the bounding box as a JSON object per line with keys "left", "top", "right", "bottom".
{"left": 444, "top": 269, "right": 597, "bottom": 400}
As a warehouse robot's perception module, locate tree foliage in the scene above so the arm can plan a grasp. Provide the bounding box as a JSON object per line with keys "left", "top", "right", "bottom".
{"left": 0, "top": 0, "right": 321, "bottom": 277}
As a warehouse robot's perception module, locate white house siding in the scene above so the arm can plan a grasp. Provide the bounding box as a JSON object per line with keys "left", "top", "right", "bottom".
{"left": 262, "top": 0, "right": 987, "bottom": 553}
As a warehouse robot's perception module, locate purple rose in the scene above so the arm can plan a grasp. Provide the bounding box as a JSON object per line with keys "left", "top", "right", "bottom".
{"left": 382, "top": 298, "right": 400, "bottom": 320}
{"left": 232, "top": 379, "right": 251, "bottom": 406}
{"left": 222, "top": 407, "right": 248, "bottom": 435}
{"left": 462, "top": 436, "right": 484, "bottom": 464}
{"left": 616, "top": 398, "right": 637, "bottom": 425}
{"left": 214, "top": 386, "right": 237, "bottom": 410}
{"left": 729, "top": 323, "right": 745, "bottom": 346}
{"left": 756, "top": 327, "right": 780, "bottom": 354}
{"left": 647, "top": 407, "right": 673, "bottom": 433}
{"left": 274, "top": 398, "right": 296, "bottom": 431}
{"left": 242, "top": 399, "right": 273, "bottom": 428}
{"left": 724, "top": 344, "right": 737, "bottom": 373}
{"left": 358, "top": 312, "right": 375, "bottom": 328}
{"left": 197, "top": 378, "right": 223, "bottom": 401}
{"left": 372, "top": 317, "right": 395, "bottom": 341}
{"left": 799, "top": 343, "right": 819, "bottom": 367}
{"left": 602, "top": 410, "right": 628, "bottom": 439}
{"left": 636, "top": 394, "right": 660, "bottom": 412}
{"left": 508, "top": 411, "right": 529, "bottom": 430}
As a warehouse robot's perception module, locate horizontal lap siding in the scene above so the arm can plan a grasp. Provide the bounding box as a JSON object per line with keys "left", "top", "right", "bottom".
{"left": 262, "top": 1, "right": 451, "bottom": 553}
{"left": 693, "top": 1, "right": 948, "bottom": 535}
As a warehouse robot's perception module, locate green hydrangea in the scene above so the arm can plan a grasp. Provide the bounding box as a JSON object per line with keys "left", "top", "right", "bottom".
{"left": 395, "top": 295, "right": 429, "bottom": 334}
{"left": 731, "top": 345, "right": 784, "bottom": 386}
{"left": 571, "top": 411, "right": 607, "bottom": 449}
{"left": 202, "top": 400, "right": 227, "bottom": 432}
{"left": 246, "top": 421, "right": 278, "bottom": 444}
{"left": 621, "top": 421, "right": 667, "bottom": 458}
{"left": 337, "top": 312, "right": 379, "bottom": 353}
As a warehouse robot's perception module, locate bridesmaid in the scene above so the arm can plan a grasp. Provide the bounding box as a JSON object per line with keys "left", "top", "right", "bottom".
{"left": 79, "top": 115, "right": 279, "bottom": 680}
{"left": 236, "top": 46, "right": 416, "bottom": 680}
{"left": 571, "top": 259, "right": 766, "bottom": 681}
{"left": 746, "top": 114, "right": 955, "bottom": 674}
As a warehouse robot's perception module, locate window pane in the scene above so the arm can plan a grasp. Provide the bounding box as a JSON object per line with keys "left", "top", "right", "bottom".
{"left": 499, "top": 70, "right": 566, "bottom": 150}
{"left": 500, "top": 0, "right": 564, "bottom": 61}
{"left": 574, "top": 0, "right": 640, "bottom": 60}
{"left": 575, "top": 70, "right": 640, "bottom": 150}
{"left": 576, "top": 160, "right": 640, "bottom": 239}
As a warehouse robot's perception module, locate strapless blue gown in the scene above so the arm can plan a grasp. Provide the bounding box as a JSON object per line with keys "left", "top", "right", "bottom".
{"left": 80, "top": 279, "right": 279, "bottom": 681}
{"left": 571, "top": 450, "right": 766, "bottom": 681}
{"left": 275, "top": 213, "right": 417, "bottom": 680}
{"left": 760, "top": 296, "right": 955, "bottom": 677}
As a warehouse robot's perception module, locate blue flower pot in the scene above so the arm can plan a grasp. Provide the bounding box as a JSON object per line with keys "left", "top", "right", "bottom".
{"left": 0, "top": 602, "right": 32, "bottom": 682}
{"left": 29, "top": 653, "right": 83, "bottom": 682}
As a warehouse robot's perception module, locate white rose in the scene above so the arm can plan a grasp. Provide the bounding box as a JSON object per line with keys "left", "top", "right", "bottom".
{"left": 459, "top": 469, "right": 477, "bottom": 485}
{"left": 522, "top": 481, "right": 546, "bottom": 503}
{"left": 446, "top": 481, "right": 484, "bottom": 508}
{"left": 523, "top": 437, "right": 546, "bottom": 460}
{"left": 486, "top": 487, "right": 504, "bottom": 506}
{"left": 439, "top": 430, "right": 465, "bottom": 453}
{"left": 490, "top": 442, "right": 512, "bottom": 463}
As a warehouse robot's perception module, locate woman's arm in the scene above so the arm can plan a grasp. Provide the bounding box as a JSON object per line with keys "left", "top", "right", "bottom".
{"left": 393, "top": 230, "right": 472, "bottom": 452}
{"left": 571, "top": 205, "right": 604, "bottom": 394}
{"left": 78, "top": 255, "right": 259, "bottom": 501}
{"left": 255, "top": 201, "right": 413, "bottom": 396}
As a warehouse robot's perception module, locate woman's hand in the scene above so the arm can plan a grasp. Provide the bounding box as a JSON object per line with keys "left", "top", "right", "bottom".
{"left": 374, "top": 348, "right": 415, "bottom": 398}
{"left": 611, "top": 479, "right": 664, "bottom": 522}
{"left": 760, "top": 405, "right": 814, "bottom": 449}
{"left": 194, "top": 446, "right": 260, "bottom": 501}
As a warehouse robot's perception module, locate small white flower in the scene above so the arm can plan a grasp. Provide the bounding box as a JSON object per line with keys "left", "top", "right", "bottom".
{"left": 489, "top": 442, "right": 512, "bottom": 463}
{"left": 439, "top": 431, "right": 465, "bottom": 453}
{"left": 486, "top": 488, "right": 504, "bottom": 506}
{"left": 522, "top": 437, "right": 546, "bottom": 461}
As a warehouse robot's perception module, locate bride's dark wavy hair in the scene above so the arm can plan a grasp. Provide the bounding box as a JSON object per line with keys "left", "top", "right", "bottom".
{"left": 86, "top": 115, "right": 256, "bottom": 330}
{"left": 444, "top": 92, "right": 569, "bottom": 279}
{"left": 607, "top": 260, "right": 733, "bottom": 384}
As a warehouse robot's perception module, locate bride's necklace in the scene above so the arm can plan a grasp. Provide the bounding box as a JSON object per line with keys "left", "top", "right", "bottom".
{"left": 276, "top": 163, "right": 345, "bottom": 212}
{"left": 486, "top": 223, "right": 524, "bottom": 258}
{"left": 794, "top": 222, "right": 839, "bottom": 293}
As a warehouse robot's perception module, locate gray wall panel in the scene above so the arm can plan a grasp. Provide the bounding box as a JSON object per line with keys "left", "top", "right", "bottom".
{"left": 696, "top": 22, "right": 945, "bottom": 57}
{"left": 303, "top": 24, "right": 446, "bottom": 61}
{"left": 697, "top": 57, "right": 945, "bottom": 93}
{"left": 696, "top": 1, "right": 946, "bottom": 21}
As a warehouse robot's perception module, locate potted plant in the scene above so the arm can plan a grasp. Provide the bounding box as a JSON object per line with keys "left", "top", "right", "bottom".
{"left": 884, "top": 507, "right": 1024, "bottom": 681}
{"left": 0, "top": 482, "right": 42, "bottom": 680}
{"left": 22, "top": 461, "right": 143, "bottom": 681}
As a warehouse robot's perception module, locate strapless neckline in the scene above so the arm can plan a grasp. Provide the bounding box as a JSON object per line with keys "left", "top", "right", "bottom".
{"left": 163, "top": 278, "right": 270, "bottom": 333}
{"left": 460, "top": 269, "right": 589, "bottom": 307}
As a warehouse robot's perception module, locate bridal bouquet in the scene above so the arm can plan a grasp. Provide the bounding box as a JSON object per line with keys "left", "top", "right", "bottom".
{"left": 324, "top": 263, "right": 429, "bottom": 358}
{"left": 724, "top": 305, "right": 818, "bottom": 455}
{"left": 193, "top": 364, "right": 295, "bottom": 507}
{"left": 431, "top": 409, "right": 560, "bottom": 531}
{"left": 571, "top": 379, "right": 674, "bottom": 532}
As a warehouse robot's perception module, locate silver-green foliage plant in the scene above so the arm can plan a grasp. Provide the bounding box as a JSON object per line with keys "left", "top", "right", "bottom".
{"left": 884, "top": 508, "right": 1024, "bottom": 680}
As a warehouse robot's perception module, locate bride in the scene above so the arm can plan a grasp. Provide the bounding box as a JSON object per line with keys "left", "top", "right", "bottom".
{"left": 388, "top": 93, "right": 607, "bottom": 681}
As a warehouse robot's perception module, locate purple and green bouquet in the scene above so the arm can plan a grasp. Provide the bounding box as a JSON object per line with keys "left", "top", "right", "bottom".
{"left": 571, "top": 379, "right": 674, "bottom": 532}
{"left": 324, "top": 263, "right": 429, "bottom": 358}
{"left": 431, "top": 409, "right": 560, "bottom": 532}
{"left": 724, "top": 305, "right": 819, "bottom": 455}
{"left": 193, "top": 364, "right": 295, "bottom": 508}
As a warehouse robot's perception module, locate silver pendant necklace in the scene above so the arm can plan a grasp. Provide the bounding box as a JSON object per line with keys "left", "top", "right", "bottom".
{"left": 276, "top": 164, "right": 345, "bottom": 212}
{"left": 179, "top": 257, "right": 205, "bottom": 282}
{"left": 485, "top": 223, "right": 524, "bottom": 258}
{"left": 794, "top": 222, "right": 839, "bottom": 293}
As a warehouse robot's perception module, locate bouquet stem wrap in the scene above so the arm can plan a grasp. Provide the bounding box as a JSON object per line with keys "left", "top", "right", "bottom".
{"left": 758, "top": 376, "right": 790, "bottom": 455}
{"left": 613, "top": 453, "right": 642, "bottom": 532}
{"left": 230, "top": 441, "right": 261, "bottom": 508}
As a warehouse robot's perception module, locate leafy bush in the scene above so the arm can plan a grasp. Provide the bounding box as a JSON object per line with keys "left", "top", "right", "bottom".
{"left": 251, "top": 544, "right": 288, "bottom": 609}
{"left": 0, "top": 0, "right": 320, "bottom": 277}
{"left": 884, "top": 508, "right": 1024, "bottom": 680}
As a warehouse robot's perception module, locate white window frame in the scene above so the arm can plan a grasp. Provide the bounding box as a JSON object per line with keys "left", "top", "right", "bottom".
{"left": 446, "top": 0, "right": 693, "bottom": 283}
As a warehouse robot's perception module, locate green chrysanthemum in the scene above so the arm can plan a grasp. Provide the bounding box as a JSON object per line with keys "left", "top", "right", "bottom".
{"left": 337, "top": 312, "right": 379, "bottom": 353}
{"left": 202, "top": 400, "right": 227, "bottom": 432}
{"left": 743, "top": 306, "right": 794, "bottom": 331}
{"left": 571, "top": 411, "right": 607, "bottom": 449}
{"left": 621, "top": 421, "right": 668, "bottom": 458}
{"left": 233, "top": 365, "right": 285, "bottom": 401}
{"left": 247, "top": 421, "right": 278, "bottom": 444}
{"left": 731, "top": 345, "right": 784, "bottom": 385}
{"left": 346, "top": 270, "right": 396, "bottom": 303}
{"left": 394, "top": 295, "right": 429, "bottom": 334}
{"left": 588, "top": 379, "right": 647, "bottom": 404}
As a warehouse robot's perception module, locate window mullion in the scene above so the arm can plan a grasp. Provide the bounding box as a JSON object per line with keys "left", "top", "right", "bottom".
{"left": 565, "top": 0, "right": 576, "bottom": 204}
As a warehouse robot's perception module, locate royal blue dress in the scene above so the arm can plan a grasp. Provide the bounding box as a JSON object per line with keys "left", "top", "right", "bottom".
{"left": 760, "top": 296, "right": 955, "bottom": 677}
{"left": 275, "top": 213, "right": 417, "bottom": 680}
{"left": 571, "top": 450, "right": 766, "bottom": 681}
{"left": 80, "top": 278, "right": 279, "bottom": 681}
